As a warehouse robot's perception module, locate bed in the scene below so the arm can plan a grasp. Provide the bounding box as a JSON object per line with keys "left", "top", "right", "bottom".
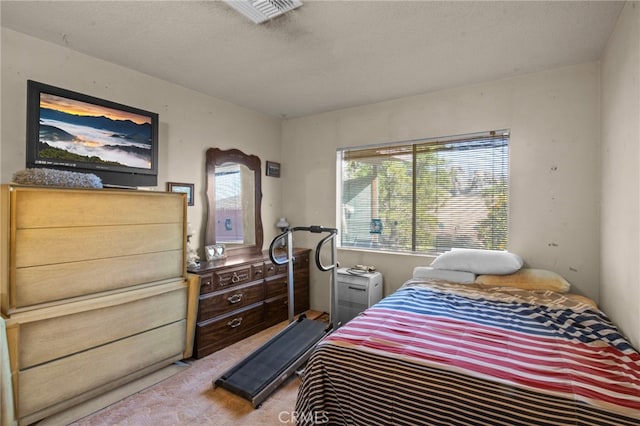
{"left": 295, "top": 279, "right": 640, "bottom": 425}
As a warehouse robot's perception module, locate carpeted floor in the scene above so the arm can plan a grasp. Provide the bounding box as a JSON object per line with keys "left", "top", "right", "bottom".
{"left": 69, "top": 314, "right": 326, "bottom": 426}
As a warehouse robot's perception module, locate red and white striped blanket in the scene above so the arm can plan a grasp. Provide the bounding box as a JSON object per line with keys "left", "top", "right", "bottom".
{"left": 295, "top": 280, "right": 640, "bottom": 425}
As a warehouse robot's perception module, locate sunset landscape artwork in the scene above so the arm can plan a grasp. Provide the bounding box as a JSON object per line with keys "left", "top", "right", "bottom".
{"left": 37, "top": 92, "right": 153, "bottom": 169}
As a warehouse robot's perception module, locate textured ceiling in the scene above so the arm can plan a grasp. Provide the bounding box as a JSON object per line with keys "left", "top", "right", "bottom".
{"left": 1, "top": 1, "right": 624, "bottom": 118}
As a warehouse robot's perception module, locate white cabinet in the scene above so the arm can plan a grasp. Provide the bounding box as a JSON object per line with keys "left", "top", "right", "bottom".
{"left": 336, "top": 268, "right": 383, "bottom": 325}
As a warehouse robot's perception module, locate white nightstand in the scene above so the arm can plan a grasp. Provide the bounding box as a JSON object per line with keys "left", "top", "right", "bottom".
{"left": 335, "top": 268, "right": 383, "bottom": 325}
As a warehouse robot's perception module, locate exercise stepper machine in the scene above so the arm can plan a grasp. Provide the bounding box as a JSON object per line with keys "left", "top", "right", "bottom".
{"left": 213, "top": 225, "right": 340, "bottom": 408}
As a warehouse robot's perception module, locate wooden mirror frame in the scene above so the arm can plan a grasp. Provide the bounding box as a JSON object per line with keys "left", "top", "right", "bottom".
{"left": 205, "top": 147, "right": 263, "bottom": 257}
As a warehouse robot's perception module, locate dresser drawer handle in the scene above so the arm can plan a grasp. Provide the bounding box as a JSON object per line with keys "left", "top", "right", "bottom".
{"left": 231, "top": 272, "right": 240, "bottom": 283}
{"left": 227, "top": 293, "right": 243, "bottom": 304}
{"left": 227, "top": 317, "right": 243, "bottom": 328}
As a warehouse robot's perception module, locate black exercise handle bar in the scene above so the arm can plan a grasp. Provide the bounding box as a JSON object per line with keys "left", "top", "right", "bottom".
{"left": 268, "top": 230, "right": 290, "bottom": 265}
{"left": 314, "top": 232, "right": 337, "bottom": 271}
{"left": 268, "top": 226, "right": 338, "bottom": 271}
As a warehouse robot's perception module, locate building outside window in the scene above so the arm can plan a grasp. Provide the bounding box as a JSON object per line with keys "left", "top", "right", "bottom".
{"left": 215, "top": 163, "right": 244, "bottom": 244}
{"left": 337, "top": 130, "right": 510, "bottom": 255}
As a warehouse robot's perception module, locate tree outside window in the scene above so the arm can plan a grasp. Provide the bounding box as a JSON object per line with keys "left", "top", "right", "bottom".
{"left": 338, "top": 130, "right": 509, "bottom": 255}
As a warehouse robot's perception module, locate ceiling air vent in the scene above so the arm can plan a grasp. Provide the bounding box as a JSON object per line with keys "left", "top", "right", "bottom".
{"left": 224, "top": 0, "right": 303, "bottom": 24}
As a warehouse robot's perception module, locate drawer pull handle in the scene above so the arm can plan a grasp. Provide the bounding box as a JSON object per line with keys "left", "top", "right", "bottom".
{"left": 255, "top": 270, "right": 263, "bottom": 276}
{"left": 227, "top": 317, "right": 243, "bottom": 328}
{"left": 227, "top": 293, "right": 243, "bottom": 304}
{"left": 231, "top": 272, "right": 240, "bottom": 283}
{"left": 348, "top": 286, "right": 366, "bottom": 292}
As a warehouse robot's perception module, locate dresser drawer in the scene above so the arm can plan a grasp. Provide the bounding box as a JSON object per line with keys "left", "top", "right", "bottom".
{"left": 15, "top": 283, "right": 187, "bottom": 369}
{"left": 213, "top": 264, "right": 252, "bottom": 291}
{"left": 294, "top": 252, "right": 310, "bottom": 271}
{"left": 264, "top": 289, "right": 308, "bottom": 325}
{"left": 197, "top": 281, "right": 264, "bottom": 321}
{"left": 265, "top": 276, "right": 308, "bottom": 310}
{"left": 265, "top": 275, "right": 288, "bottom": 299}
{"left": 264, "top": 261, "right": 287, "bottom": 277}
{"left": 18, "top": 320, "right": 186, "bottom": 418}
{"left": 294, "top": 287, "right": 310, "bottom": 314}
{"left": 251, "top": 262, "right": 265, "bottom": 281}
{"left": 195, "top": 303, "right": 264, "bottom": 352}
{"left": 294, "top": 269, "right": 309, "bottom": 290}
{"left": 264, "top": 295, "right": 288, "bottom": 327}
{"left": 189, "top": 248, "right": 311, "bottom": 358}
{"left": 199, "top": 273, "right": 214, "bottom": 294}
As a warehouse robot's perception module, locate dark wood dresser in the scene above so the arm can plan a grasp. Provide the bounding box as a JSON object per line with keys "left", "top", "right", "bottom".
{"left": 187, "top": 248, "right": 311, "bottom": 358}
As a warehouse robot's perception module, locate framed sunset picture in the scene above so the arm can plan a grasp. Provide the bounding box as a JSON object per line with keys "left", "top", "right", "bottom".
{"left": 26, "top": 80, "right": 159, "bottom": 187}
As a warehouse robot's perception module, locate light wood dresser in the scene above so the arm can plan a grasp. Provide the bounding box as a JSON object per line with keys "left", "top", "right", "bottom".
{"left": 188, "top": 248, "right": 310, "bottom": 359}
{"left": 0, "top": 185, "right": 199, "bottom": 425}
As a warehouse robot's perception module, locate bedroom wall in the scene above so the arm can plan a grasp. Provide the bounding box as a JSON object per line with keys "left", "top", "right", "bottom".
{"left": 282, "top": 62, "right": 602, "bottom": 314}
{"left": 601, "top": 1, "right": 640, "bottom": 349}
{"left": 0, "top": 28, "right": 284, "bottom": 254}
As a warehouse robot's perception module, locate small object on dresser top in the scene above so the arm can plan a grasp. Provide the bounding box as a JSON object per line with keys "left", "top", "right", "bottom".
{"left": 205, "top": 244, "right": 226, "bottom": 261}
{"left": 12, "top": 168, "right": 103, "bottom": 188}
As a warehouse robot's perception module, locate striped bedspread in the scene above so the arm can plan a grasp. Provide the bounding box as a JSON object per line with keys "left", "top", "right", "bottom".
{"left": 295, "top": 280, "right": 640, "bottom": 425}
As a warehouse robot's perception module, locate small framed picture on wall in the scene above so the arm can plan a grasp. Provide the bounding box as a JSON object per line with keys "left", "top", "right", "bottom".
{"left": 167, "top": 182, "right": 195, "bottom": 206}
{"left": 266, "top": 161, "right": 281, "bottom": 178}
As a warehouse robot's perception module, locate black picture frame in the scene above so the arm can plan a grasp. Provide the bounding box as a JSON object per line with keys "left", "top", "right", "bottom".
{"left": 266, "top": 161, "right": 281, "bottom": 178}
{"left": 167, "top": 182, "right": 195, "bottom": 206}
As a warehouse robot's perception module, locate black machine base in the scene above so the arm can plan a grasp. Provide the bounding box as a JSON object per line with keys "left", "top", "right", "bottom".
{"left": 213, "top": 315, "right": 332, "bottom": 408}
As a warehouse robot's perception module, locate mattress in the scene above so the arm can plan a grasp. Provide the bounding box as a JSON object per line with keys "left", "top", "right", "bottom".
{"left": 295, "top": 280, "right": 640, "bottom": 425}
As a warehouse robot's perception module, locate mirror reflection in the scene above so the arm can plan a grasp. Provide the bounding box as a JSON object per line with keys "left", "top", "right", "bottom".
{"left": 205, "top": 148, "right": 263, "bottom": 258}
{"left": 213, "top": 162, "right": 255, "bottom": 247}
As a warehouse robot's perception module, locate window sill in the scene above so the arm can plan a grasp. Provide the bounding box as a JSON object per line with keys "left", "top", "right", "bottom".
{"left": 337, "top": 246, "right": 437, "bottom": 261}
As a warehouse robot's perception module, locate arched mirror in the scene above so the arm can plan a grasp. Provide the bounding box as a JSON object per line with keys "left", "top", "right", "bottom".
{"left": 205, "top": 148, "right": 263, "bottom": 257}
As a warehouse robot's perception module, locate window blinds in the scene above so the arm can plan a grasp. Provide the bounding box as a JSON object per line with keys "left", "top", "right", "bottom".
{"left": 338, "top": 130, "right": 509, "bottom": 254}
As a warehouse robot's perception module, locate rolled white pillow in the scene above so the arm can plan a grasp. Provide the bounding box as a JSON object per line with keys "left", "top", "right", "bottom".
{"left": 430, "top": 248, "right": 523, "bottom": 275}
{"left": 413, "top": 266, "right": 476, "bottom": 284}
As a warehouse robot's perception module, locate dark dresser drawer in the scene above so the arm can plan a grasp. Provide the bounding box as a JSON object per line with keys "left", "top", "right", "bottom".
{"left": 251, "top": 262, "right": 265, "bottom": 281}
{"left": 188, "top": 248, "right": 311, "bottom": 358}
{"left": 264, "top": 261, "right": 287, "bottom": 277}
{"left": 195, "top": 303, "right": 264, "bottom": 357}
{"left": 264, "top": 295, "right": 288, "bottom": 327}
{"left": 199, "top": 273, "right": 214, "bottom": 295}
{"left": 265, "top": 275, "right": 288, "bottom": 299}
{"left": 294, "top": 286, "right": 310, "bottom": 314}
{"left": 263, "top": 286, "right": 309, "bottom": 325}
{"left": 213, "top": 265, "right": 252, "bottom": 291}
{"left": 197, "top": 281, "right": 265, "bottom": 321}
{"left": 294, "top": 252, "right": 310, "bottom": 271}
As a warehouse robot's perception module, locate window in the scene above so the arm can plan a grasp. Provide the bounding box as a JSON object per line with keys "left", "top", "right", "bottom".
{"left": 337, "top": 130, "right": 510, "bottom": 255}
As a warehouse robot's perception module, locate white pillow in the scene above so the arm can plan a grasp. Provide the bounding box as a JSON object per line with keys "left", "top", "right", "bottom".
{"left": 413, "top": 266, "right": 476, "bottom": 284}
{"left": 430, "top": 248, "right": 523, "bottom": 275}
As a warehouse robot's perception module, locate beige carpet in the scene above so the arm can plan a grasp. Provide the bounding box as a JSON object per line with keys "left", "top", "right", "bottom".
{"left": 69, "top": 316, "right": 322, "bottom": 426}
